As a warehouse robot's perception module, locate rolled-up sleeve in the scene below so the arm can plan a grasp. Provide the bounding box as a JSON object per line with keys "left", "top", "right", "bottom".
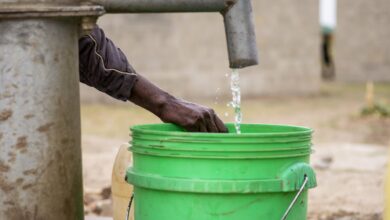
{"left": 79, "top": 26, "right": 138, "bottom": 101}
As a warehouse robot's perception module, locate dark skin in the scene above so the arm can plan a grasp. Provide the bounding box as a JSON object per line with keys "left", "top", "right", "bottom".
{"left": 129, "top": 75, "right": 228, "bottom": 133}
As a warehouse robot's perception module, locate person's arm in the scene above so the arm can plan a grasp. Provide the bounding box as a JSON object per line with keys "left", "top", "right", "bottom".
{"left": 79, "top": 26, "right": 138, "bottom": 101}
{"left": 79, "top": 26, "right": 227, "bottom": 133}
{"left": 129, "top": 74, "right": 227, "bottom": 132}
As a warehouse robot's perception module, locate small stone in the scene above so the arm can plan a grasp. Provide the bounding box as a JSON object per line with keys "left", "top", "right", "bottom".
{"left": 84, "top": 193, "right": 101, "bottom": 206}
{"left": 101, "top": 186, "right": 111, "bottom": 200}
{"left": 313, "top": 155, "right": 333, "bottom": 170}
{"left": 93, "top": 199, "right": 113, "bottom": 217}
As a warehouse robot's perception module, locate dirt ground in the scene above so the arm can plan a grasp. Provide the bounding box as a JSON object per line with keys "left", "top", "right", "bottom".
{"left": 82, "top": 83, "right": 390, "bottom": 219}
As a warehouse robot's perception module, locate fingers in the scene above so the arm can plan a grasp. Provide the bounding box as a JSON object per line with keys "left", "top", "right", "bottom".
{"left": 184, "top": 124, "right": 199, "bottom": 132}
{"left": 185, "top": 110, "right": 226, "bottom": 133}
{"left": 199, "top": 123, "right": 208, "bottom": 132}
{"left": 204, "top": 110, "right": 219, "bottom": 133}
{"left": 164, "top": 98, "right": 227, "bottom": 133}
{"left": 213, "top": 114, "right": 228, "bottom": 133}
{"left": 203, "top": 109, "right": 228, "bottom": 133}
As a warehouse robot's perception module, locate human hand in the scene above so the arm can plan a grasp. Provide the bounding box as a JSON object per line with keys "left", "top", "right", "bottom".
{"left": 129, "top": 75, "right": 227, "bottom": 133}
{"left": 159, "top": 97, "right": 228, "bottom": 133}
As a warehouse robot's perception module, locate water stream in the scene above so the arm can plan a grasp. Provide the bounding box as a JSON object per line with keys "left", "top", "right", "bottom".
{"left": 229, "top": 69, "right": 242, "bottom": 134}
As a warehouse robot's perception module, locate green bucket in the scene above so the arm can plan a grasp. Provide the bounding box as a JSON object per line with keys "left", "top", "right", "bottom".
{"left": 126, "top": 123, "right": 316, "bottom": 220}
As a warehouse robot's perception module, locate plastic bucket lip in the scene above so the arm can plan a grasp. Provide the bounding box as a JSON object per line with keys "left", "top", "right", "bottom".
{"left": 131, "top": 142, "right": 312, "bottom": 152}
{"left": 130, "top": 123, "right": 313, "bottom": 138}
{"left": 131, "top": 137, "right": 312, "bottom": 144}
{"left": 130, "top": 123, "right": 313, "bottom": 158}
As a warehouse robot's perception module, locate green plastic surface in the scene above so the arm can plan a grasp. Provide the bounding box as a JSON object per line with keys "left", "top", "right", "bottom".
{"left": 126, "top": 123, "right": 316, "bottom": 220}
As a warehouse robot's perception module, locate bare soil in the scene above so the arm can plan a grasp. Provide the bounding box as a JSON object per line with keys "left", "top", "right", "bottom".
{"left": 82, "top": 83, "right": 390, "bottom": 219}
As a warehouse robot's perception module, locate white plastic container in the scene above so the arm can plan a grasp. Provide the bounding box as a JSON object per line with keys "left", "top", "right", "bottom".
{"left": 112, "top": 144, "right": 133, "bottom": 220}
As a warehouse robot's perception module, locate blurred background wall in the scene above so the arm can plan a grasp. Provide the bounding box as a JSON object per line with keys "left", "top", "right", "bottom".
{"left": 335, "top": 0, "right": 390, "bottom": 82}
{"left": 80, "top": 0, "right": 321, "bottom": 102}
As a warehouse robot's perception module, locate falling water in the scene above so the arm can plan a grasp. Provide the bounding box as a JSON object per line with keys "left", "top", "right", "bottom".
{"left": 229, "top": 69, "right": 242, "bottom": 134}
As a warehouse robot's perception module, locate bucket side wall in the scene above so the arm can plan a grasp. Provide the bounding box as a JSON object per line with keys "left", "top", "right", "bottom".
{"left": 133, "top": 187, "right": 309, "bottom": 220}
{"left": 131, "top": 153, "right": 310, "bottom": 179}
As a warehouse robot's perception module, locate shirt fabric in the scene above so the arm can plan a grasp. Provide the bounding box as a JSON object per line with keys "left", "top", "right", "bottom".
{"left": 79, "top": 26, "right": 138, "bottom": 101}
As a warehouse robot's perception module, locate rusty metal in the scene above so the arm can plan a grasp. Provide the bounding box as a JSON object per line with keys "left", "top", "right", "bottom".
{"left": 91, "top": 0, "right": 231, "bottom": 13}
{"left": 0, "top": 3, "right": 104, "bottom": 18}
{"left": 0, "top": 0, "right": 258, "bottom": 219}
{"left": 224, "top": 0, "right": 258, "bottom": 68}
{"left": 80, "top": 16, "right": 98, "bottom": 35}
{"left": 0, "top": 11, "right": 84, "bottom": 220}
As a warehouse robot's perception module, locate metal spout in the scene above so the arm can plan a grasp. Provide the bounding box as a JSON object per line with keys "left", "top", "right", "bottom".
{"left": 92, "top": 0, "right": 259, "bottom": 69}
{"left": 223, "top": 0, "right": 258, "bottom": 68}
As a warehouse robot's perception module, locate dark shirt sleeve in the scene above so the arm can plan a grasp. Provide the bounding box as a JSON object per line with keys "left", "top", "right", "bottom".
{"left": 79, "top": 26, "right": 138, "bottom": 101}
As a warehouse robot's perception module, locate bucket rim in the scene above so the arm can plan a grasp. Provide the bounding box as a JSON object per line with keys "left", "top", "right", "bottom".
{"left": 130, "top": 123, "right": 313, "bottom": 138}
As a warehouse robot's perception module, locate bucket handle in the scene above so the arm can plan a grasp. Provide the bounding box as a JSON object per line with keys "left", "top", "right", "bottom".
{"left": 125, "top": 192, "right": 134, "bottom": 220}
{"left": 280, "top": 175, "right": 309, "bottom": 220}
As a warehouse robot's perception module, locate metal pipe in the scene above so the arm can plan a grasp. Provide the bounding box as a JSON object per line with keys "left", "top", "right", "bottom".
{"left": 92, "top": 0, "right": 259, "bottom": 69}
{"left": 0, "top": 18, "right": 84, "bottom": 220}
{"left": 0, "top": 2, "right": 102, "bottom": 218}
{"left": 91, "top": 0, "right": 230, "bottom": 13}
{"left": 0, "top": 0, "right": 257, "bottom": 219}
{"left": 224, "top": 0, "right": 258, "bottom": 68}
